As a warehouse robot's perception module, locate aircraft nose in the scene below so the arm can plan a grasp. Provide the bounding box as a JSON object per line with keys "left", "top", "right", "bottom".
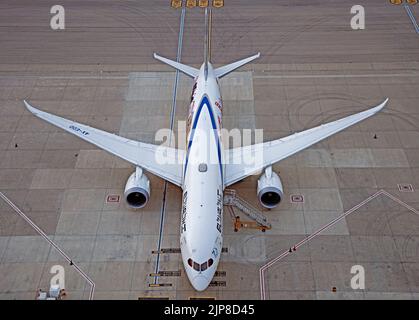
{"left": 192, "top": 275, "right": 210, "bottom": 291}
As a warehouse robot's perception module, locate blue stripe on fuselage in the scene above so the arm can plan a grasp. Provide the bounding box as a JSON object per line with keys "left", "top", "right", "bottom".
{"left": 184, "top": 95, "right": 223, "bottom": 182}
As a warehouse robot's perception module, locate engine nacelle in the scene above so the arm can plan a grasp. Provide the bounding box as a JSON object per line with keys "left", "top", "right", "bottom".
{"left": 124, "top": 167, "right": 150, "bottom": 209}
{"left": 257, "top": 166, "right": 284, "bottom": 209}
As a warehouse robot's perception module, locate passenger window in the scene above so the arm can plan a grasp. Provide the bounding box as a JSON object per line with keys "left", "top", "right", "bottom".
{"left": 198, "top": 163, "right": 207, "bottom": 172}
{"left": 201, "top": 261, "right": 208, "bottom": 271}
{"left": 193, "top": 262, "right": 200, "bottom": 271}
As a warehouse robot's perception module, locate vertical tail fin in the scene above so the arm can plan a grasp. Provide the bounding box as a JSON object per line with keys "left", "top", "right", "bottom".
{"left": 204, "top": 8, "right": 209, "bottom": 65}
{"left": 203, "top": 7, "right": 212, "bottom": 80}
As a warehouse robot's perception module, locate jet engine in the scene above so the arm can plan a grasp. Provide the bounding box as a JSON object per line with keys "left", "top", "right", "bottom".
{"left": 124, "top": 167, "right": 150, "bottom": 209}
{"left": 257, "top": 166, "right": 284, "bottom": 209}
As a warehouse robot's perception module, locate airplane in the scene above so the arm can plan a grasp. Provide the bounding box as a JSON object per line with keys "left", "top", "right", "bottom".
{"left": 23, "top": 8, "right": 388, "bottom": 291}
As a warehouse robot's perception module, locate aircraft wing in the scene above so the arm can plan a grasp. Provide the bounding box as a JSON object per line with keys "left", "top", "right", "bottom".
{"left": 23, "top": 100, "right": 184, "bottom": 187}
{"left": 224, "top": 99, "right": 388, "bottom": 187}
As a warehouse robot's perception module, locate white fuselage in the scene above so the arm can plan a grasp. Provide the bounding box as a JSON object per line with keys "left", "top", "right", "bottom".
{"left": 180, "top": 62, "right": 224, "bottom": 291}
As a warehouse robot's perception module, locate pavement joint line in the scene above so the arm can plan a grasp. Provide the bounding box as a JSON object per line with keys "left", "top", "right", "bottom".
{"left": 0, "top": 191, "right": 96, "bottom": 300}
{"left": 404, "top": 4, "right": 419, "bottom": 34}
{"left": 154, "top": 6, "right": 186, "bottom": 284}
{"left": 259, "top": 189, "right": 419, "bottom": 300}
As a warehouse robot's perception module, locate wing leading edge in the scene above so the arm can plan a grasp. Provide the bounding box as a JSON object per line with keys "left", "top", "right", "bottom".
{"left": 23, "top": 100, "right": 185, "bottom": 187}
{"left": 224, "top": 99, "right": 389, "bottom": 187}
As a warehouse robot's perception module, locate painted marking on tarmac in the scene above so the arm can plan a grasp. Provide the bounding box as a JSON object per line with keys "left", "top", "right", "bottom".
{"left": 254, "top": 73, "right": 419, "bottom": 79}
{"left": 106, "top": 194, "right": 121, "bottom": 203}
{"left": 290, "top": 194, "right": 304, "bottom": 203}
{"left": 404, "top": 4, "right": 419, "bottom": 34}
{"left": 41, "top": 75, "right": 128, "bottom": 79}
{"left": 0, "top": 75, "right": 129, "bottom": 80}
{"left": 259, "top": 189, "right": 419, "bottom": 300}
{"left": 154, "top": 6, "right": 186, "bottom": 285}
{"left": 398, "top": 183, "right": 414, "bottom": 192}
{"left": 0, "top": 191, "right": 96, "bottom": 300}
{"left": 0, "top": 73, "right": 417, "bottom": 81}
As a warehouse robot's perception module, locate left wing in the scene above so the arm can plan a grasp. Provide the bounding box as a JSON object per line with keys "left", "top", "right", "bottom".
{"left": 23, "top": 100, "right": 185, "bottom": 187}
{"left": 224, "top": 99, "right": 388, "bottom": 187}
{"left": 153, "top": 53, "right": 199, "bottom": 78}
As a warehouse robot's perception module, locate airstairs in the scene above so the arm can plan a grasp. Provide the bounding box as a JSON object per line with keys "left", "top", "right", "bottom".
{"left": 223, "top": 189, "right": 272, "bottom": 232}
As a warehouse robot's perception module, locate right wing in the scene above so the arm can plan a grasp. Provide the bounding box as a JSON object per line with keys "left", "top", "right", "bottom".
{"left": 214, "top": 53, "right": 260, "bottom": 79}
{"left": 24, "top": 100, "right": 185, "bottom": 187}
{"left": 224, "top": 99, "right": 389, "bottom": 187}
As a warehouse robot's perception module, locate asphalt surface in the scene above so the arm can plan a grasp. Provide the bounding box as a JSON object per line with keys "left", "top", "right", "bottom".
{"left": 0, "top": 0, "right": 418, "bottom": 299}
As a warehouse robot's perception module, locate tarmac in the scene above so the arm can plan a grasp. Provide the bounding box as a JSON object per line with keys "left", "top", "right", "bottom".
{"left": 0, "top": 0, "right": 418, "bottom": 300}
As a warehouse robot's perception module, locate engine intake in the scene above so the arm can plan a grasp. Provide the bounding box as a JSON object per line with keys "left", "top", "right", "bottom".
{"left": 124, "top": 167, "right": 150, "bottom": 209}
{"left": 257, "top": 166, "right": 284, "bottom": 209}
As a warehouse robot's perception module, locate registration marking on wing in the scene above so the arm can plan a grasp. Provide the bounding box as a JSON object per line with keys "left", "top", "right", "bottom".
{"left": 69, "top": 125, "right": 89, "bottom": 135}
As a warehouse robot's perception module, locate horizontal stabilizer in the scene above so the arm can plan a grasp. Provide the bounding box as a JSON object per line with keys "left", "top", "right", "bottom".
{"left": 214, "top": 53, "right": 260, "bottom": 78}
{"left": 153, "top": 53, "right": 199, "bottom": 78}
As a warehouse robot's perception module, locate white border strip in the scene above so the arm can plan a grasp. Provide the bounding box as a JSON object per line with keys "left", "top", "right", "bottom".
{"left": 0, "top": 192, "right": 96, "bottom": 300}
{"left": 404, "top": 4, "right": 419, "bottom": 34}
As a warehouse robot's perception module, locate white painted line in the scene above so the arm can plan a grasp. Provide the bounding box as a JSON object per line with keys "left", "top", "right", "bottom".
{"left": 254, "top": 73, "right": 419, "bottom": 79}
{"left": 154, "top": 6, "right": 186, "bottom": 284}
{"left": 0, "top": 192, "right": 96, "bottom": 300}
{"left": 0, "top": 75, "right": 129, "bottom": 80}
{"left": 404, "top": 4, "right": 419, "bottom": 34}
{"left": 381, "top": 190, "right": 419, "bottom": 216}
{"left": 40, "top": 76, "right": 129, "bottom": 80}
{"left": 1, "top": 73, "right": 417, "bottom": 81}
{"left": 259, "top": 189, "right": 419, "bottom": 300}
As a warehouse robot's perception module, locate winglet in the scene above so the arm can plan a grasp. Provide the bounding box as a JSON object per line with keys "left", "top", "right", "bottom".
{"left": 378, "top": 97, "right": 389, "bottom": 110}
{"left": 369, "top": 97, "right": 389, "bottom": 114}
{"left": 23, "top": 99, "right": 39, "bottom": 115}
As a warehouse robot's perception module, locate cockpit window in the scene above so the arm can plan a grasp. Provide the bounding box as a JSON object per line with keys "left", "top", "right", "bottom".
{"left": 188, "top": 258, "right": 214, "bottom": 271}
{"left": 201, "top": 261, "right": 208, "bottom": 271}
{"left": 198, "top": 163, "right": 207, "bottom": 172}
